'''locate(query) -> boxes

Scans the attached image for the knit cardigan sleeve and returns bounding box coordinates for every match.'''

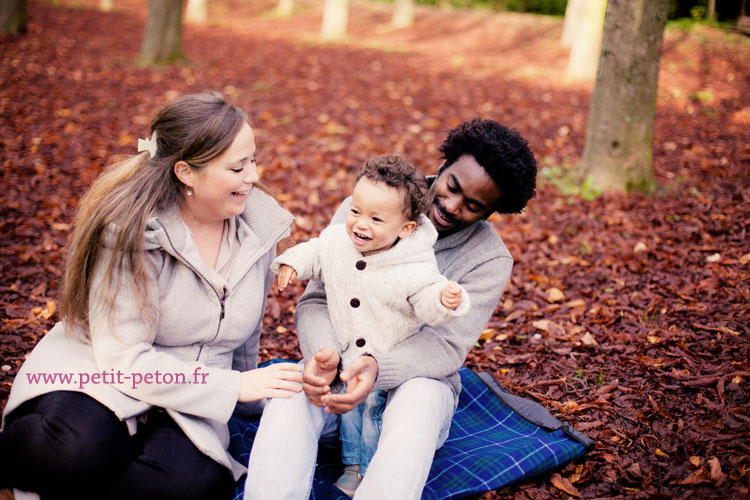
[294,202,351,358]
[408,277,470,327]
[271,234,327,283]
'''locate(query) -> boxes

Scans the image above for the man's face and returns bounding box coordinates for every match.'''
[427,154,502,237]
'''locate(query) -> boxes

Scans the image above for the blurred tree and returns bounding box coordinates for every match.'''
[564,0,607,82]
[1,0,27,34]
[561,0,584,47]
[321,0,349,41]
[139,0,185,65]
[707,0,716,19]
[276,0,294,16]
[186,0,208,23]
[101,0,114,12]
[392,0,415,28]
[579,0,670,193]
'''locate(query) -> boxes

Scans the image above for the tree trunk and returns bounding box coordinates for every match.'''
[707,0,716,20]
[0,0,27,34]
[139,0,185,65]
[565,0,607,82]
[392,0,415,29]
[320,0,349,41]
[277,0,294,16]
[561,0,584,47]
[185,0,208,23]
[100,0,114,12]
[579,0,670,194]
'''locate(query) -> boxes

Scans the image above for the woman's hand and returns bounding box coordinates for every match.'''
[277,265,297,291]
[321,354,378,414]
[238,363,303,402]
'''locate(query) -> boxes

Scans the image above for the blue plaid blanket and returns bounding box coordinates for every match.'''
[228,367,592,500]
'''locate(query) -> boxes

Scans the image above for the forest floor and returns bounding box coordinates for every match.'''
[1,0,749,498]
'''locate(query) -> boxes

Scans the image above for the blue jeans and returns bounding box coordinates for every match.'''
[244,377,454,500]
[339,389,387,474]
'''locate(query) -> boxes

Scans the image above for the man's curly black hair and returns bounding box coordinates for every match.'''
[438,118,537,214]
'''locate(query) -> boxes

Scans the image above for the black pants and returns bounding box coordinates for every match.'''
[0,391,235,499]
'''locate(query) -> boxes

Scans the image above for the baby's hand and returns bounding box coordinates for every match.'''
[441,281,462,310]
[277,265,297,291]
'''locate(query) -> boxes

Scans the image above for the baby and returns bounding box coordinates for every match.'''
[273,154,470,496]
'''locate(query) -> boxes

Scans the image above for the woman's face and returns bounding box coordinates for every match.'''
[180,122,259,223]
[427,154,502,236]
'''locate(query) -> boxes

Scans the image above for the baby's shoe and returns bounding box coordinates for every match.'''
[334,464,362,497]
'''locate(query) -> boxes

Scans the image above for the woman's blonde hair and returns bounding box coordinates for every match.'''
[60,93,247,333]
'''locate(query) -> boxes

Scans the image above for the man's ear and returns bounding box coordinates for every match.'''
[398,220,417,238]
[173,161,194,188]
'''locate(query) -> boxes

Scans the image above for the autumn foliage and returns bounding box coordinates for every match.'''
[1,1,748,498]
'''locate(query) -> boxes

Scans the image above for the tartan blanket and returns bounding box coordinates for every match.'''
[228,367,593,500]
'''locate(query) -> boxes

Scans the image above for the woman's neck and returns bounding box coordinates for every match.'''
[180,204,226,269]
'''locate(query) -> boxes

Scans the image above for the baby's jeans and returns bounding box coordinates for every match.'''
[339,389,387,474]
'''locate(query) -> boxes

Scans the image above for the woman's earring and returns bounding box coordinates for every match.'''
[186,187,193,196]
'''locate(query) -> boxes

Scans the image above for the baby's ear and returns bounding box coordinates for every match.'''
[398,220,417,238]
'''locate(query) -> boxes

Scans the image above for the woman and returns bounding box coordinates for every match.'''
[0,93,303,499]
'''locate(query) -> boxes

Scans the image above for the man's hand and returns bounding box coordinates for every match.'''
[277,264,297,291]
[302,348,340,407]
[321,354,378,415]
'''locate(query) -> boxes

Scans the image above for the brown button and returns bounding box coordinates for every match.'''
[356,260,366,270]
[356,338,366,347]
[350,298,360,308]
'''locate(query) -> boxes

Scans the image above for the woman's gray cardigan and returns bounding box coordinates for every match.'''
[2,190,293,480]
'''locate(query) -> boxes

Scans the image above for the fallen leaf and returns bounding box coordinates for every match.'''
[479,328,495,341]
[546,287,565,303]
[39,301,56,319]
[504,309,525,322]
[689,456,702,467]
[563,299,586,308]
[532,319,553,331]
[708,457,727,484]
[550,473,581,497]
[706,253,721,263]
[581,331,598,346]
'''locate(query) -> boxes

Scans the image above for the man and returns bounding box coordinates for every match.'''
[244,118,537,499]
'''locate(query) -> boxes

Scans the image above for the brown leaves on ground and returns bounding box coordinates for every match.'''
[1,1,749,498]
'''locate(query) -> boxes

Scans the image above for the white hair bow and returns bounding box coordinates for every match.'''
[137,131,158,158]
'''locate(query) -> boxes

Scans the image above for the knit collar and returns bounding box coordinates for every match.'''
[146,189,293,259]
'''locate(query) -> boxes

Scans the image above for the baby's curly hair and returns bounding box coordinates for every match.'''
[439,119,537,214]
[357,154,428,223]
